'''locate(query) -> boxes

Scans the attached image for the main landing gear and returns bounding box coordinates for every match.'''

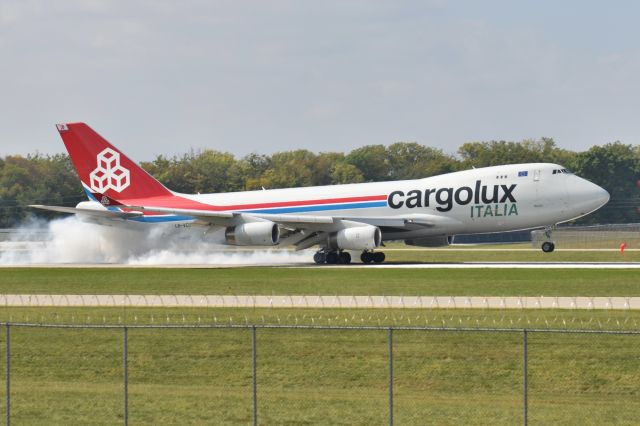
[541,226,556,253]
[313,250,386,264]
[361,250,385,264]
[313,250,352,264]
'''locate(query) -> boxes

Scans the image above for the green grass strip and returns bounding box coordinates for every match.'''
[1,267,640,296]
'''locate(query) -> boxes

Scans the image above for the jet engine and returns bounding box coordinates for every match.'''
[225,222,280,246]
[328,225,382,250]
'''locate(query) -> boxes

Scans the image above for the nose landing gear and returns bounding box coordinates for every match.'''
[541,226,556,253]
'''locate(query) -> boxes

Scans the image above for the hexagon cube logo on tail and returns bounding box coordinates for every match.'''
[89,148,130,193]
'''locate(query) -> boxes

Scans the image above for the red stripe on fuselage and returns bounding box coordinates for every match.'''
[120,194,388,212]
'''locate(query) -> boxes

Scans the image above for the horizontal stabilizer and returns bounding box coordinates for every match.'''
[126,205,234,219]
[29,205,143,219]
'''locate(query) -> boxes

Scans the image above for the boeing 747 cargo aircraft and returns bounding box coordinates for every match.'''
[31,123,610,264]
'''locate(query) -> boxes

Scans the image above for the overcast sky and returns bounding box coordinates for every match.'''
[1,1,639,161]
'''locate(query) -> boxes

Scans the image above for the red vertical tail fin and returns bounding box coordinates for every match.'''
[57,123,172,201]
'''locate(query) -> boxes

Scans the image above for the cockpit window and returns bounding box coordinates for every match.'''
[552,168,572,175]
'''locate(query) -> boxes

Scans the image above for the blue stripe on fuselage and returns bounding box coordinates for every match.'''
[83,187,97,201]
[131,215,194,223]
[244,201,388,214]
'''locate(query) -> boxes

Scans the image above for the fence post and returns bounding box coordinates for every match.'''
[252,325,257,426]
[123,326,128,426]
[6,324,10,426]
[388,327,393,426]
[523,329,528,426]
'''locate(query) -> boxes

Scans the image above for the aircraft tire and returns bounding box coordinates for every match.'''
[326,252,339,264]
[339,252,351,264]
[541,242,555,253]
[373,252,386,263]
[361,252,373,263]
[313,252,326,264]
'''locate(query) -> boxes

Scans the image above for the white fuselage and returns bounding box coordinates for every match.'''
[145,162,608,242]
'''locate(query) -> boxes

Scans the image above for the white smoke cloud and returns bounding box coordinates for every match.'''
[0,216,310,265]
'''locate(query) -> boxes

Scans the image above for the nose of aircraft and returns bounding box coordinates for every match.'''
[592,183,610,207]
[569,176,610,216]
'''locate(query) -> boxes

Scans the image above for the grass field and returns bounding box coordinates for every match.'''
[383,247,638,263]
[1,264,640,424]
[0,323,638,424]
[1,266,640,296]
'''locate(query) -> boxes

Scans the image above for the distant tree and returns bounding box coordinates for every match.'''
[330,162,365,184]
[189,150,243,193]
[312,152,345,186]
[0,154,82,227]
[572,142,640,223]
[386,142,458,180]
[141,150,242,193]
[238,153,271,190]
[258,150,317,189]
[345,145,389,182]
[140,155,191,193]
[458,138,574,168]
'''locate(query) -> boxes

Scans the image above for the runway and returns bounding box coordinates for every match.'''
[2,294,640,309]
[1,262,640,268]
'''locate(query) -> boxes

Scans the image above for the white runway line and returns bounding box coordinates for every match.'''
[384,248,640,251]
[1,294,639,309]
[318,262,640,269]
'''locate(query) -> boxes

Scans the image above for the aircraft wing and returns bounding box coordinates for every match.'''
[125,205,454,231]
[29,205,143,220]
[335,214,441,230]
[126,205,334,228]
[32,202,457,234]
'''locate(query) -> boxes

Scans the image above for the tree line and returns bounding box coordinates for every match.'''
[1,138,639,227]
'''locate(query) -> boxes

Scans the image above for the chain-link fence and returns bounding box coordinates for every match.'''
[531,223,640,249]
[0,323,639,425]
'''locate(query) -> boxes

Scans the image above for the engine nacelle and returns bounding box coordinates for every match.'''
[328,225,382,250]
[404,235,453,247]
[225,222,280,246]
